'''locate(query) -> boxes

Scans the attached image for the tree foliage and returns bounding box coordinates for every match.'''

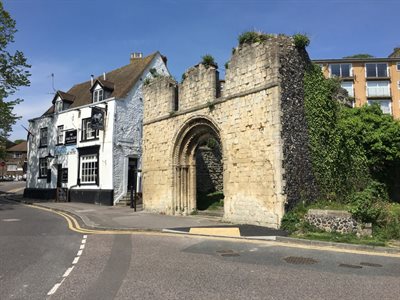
[343,54,375,59]
[304,64,400,204]
[0,2,30,158]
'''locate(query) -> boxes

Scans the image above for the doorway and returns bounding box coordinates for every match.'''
[127,158,138,192]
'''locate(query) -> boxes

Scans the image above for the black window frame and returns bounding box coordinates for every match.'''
[329,63,351,78]
[39,127,48,148]
[81,118,99,142]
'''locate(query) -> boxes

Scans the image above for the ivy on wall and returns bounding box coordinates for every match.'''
[303,64,370,202]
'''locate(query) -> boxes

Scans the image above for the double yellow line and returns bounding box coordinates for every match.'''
[31,204,140,235]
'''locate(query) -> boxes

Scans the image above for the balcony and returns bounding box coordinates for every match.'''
[366,86,391,97]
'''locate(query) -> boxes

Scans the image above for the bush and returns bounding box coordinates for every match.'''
[201,54,217,68]
[280,204,307,233]
[293,33,310,48]
[238,31,273,45]
[349,181,388,223]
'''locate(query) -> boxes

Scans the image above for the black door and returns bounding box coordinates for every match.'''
[127,158,137,191]
[57,164,62,188]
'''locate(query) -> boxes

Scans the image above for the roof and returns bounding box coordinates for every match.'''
[313,57,400,64]
[52,91,76,104]
[43,52,159,116]
[7,141,27,152]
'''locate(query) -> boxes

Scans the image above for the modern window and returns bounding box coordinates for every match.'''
[397,63,400,71]
[341,82,354,97]
[329,63,352,77]
[57,125,64,145]
[80,154,98,184]
[93,89,104,102]
[366,81,390,97]
[56,100,63,112]
[39,158,48,178]
[367,99,392,114]
[81,118,99,141]
[39,127,48,147]
[366,63,388,78]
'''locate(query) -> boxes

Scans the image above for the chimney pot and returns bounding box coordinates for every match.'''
[103,72,106,80]
[90,75,94,86]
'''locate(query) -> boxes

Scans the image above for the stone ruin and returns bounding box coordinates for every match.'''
[142,35,318,228]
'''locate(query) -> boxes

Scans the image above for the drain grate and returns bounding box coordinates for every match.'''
[217,249,240,257]
[283,256,318,265]
[360,262,383,268]
[339,263,362,269]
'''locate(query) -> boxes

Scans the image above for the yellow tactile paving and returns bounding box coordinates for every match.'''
[189,227,241,237]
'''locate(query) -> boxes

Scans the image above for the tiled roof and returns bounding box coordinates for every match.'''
[43,52,158,116]
[7,141,27,152]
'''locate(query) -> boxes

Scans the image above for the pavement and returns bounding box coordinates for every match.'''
[3,193,400,255]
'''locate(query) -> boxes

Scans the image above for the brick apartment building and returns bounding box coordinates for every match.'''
[313,48,400,118]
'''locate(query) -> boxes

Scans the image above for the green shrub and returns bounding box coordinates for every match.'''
[280,204,308,233]
[201,54,217,68]
[349,181,388,223]
[293,33,310,48]
[238,31,273,45]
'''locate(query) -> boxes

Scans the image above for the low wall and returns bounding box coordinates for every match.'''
[305,209,372,236]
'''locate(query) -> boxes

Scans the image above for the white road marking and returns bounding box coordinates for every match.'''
[80,244,85,250]
[2,219,21,222]
[77,250,83,256]
[83,235,87,238]
[72,256,80,264]
[62,266,74,278]
[47,279,65,296]
[82,239,86,244]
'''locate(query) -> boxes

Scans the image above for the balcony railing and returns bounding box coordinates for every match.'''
[366,86,391,97]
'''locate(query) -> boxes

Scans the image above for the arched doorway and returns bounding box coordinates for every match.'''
[172,117,223,215]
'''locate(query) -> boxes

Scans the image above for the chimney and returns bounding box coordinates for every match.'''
[389,47,400,58]
[103,72,106,80]
[90,75,94,86]
[130,52,143,63]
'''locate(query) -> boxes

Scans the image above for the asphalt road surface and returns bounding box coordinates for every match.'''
[1,180,400,300]
[54,234,400,300]
[0,196,83,299]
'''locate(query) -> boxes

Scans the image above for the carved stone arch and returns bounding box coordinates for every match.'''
[172,116,223,214]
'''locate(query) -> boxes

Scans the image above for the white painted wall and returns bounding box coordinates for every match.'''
[112,53,170,203]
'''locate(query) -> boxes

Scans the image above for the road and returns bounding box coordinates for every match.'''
[0,181,83,299]
[1,181,400,299]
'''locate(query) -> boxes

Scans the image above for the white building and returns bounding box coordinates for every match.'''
[24,52,169,205]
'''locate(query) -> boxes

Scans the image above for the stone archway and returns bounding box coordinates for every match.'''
[172,117,223,215]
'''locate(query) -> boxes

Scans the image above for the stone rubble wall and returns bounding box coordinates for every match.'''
[196,145,223,193]
[305,209,358,234]
[142,36,315,228]
[305,209,372,236]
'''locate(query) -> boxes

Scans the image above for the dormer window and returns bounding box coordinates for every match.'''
[56,100,63,112]
[93,89,104,102]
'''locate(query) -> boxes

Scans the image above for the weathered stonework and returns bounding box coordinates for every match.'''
[142,36,317,228]
[196,145,223,193]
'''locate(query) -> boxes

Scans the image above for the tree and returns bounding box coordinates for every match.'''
[0,2,30,159]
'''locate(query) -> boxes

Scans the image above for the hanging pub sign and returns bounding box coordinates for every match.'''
[65,130,77,145]
[91,107,105,130]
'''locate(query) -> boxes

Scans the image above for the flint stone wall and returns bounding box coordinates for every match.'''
[196,146,223,193]
[305,209,358,234]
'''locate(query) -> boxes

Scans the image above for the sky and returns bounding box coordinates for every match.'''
[3,0,400,141]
